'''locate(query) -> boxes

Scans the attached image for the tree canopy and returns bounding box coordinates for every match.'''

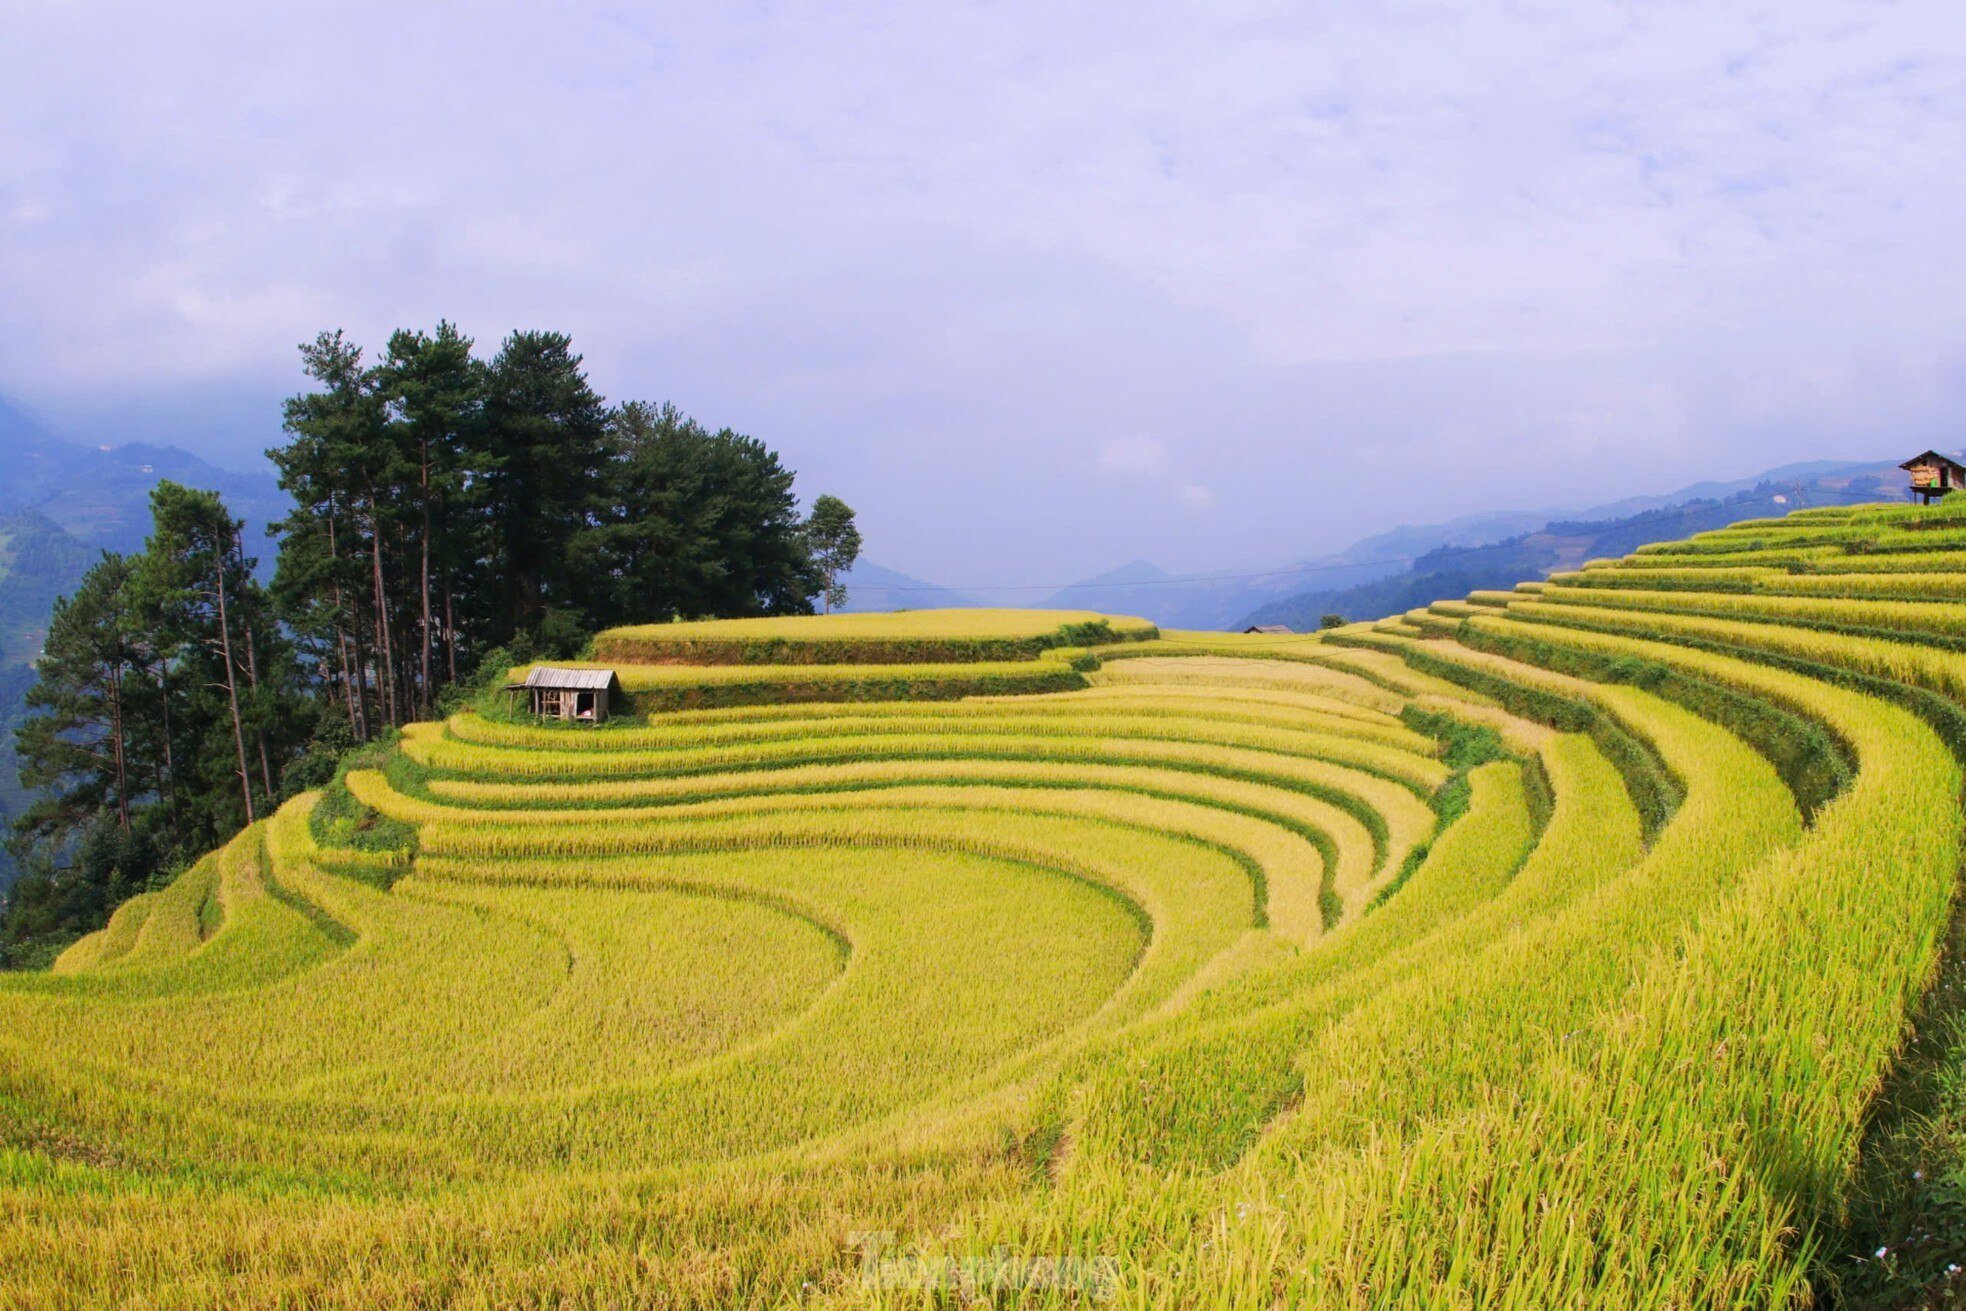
[5,484,305,965]
[6,323,859,965]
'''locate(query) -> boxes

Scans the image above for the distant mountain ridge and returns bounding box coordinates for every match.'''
[835,560,982,612]
[998,456,1907,629]
[833,456,1911,630]
[1031,512,1567,630]
[0,511,102,892]
[0,397,286,558]
[0,399,290,895]
[1243,466,1905,631]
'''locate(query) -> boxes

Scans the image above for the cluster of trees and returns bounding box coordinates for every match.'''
[3,325,858,964]
[276,325,854,738]
[3,486,304,961]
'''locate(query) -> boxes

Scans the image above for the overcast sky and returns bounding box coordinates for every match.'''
[5,2,1964,586]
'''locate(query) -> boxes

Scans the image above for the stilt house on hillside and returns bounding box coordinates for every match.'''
[507,667,621,724]
[1903,450,1966,505]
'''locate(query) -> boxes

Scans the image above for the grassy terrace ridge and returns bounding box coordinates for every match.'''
[14,512,1966,1308]
[507,650,1096,711]
[591,605,1159,664]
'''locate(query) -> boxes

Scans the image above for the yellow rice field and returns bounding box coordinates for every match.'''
[8,500,1966,1307]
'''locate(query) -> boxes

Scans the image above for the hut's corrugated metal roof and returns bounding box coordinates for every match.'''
[1902,450,1966,471]
[523,667,619,690]
[1243,624,1293,635]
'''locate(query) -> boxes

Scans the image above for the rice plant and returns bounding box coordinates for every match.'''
[8,544,1966,1310]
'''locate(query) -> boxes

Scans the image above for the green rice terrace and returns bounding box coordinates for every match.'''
[10,504,1966,1308]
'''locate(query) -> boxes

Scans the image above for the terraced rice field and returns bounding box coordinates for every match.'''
[4,537,1965,1309]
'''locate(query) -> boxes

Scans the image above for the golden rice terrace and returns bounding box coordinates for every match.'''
[9,502,1966,1308]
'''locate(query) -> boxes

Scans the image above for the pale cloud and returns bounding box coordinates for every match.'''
[0,3,1961,582]
[1097,437,1172,478]
[1097,437,1214,514]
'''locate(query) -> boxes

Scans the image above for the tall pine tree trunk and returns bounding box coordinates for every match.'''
[395,518,415,718]
[236,529,277,799]
[155,658,181,845]
[107,660,130,833]
[212,562,255,825]
[327,503,367,741]
[351,628,375,741]
[366,495,399,727]
[445,584,458,684]
[335,625,361,739]
[419,445,434,719]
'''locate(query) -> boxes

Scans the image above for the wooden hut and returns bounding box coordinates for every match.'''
[1902,450,1966,504]
[1242,624,1293,635]
[508,667,621,724]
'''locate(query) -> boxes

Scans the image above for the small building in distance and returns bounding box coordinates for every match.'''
[508,666,621,724]
[1902,450,1966,504]
[1242,624,1293,635]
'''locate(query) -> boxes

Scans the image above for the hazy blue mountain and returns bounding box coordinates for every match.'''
[1033,559,1252,629]
[0,397,286,560]
[835,560,982,612]
[0,397,291,894]
[1242,469,1902,630]
[1015,505,1599,629]
[1023,457,1911,631]
[0,511,99,892]
[1017,516,1566,630]
[1558,458,1892,524]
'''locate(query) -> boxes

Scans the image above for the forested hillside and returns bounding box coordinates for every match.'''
[0,325,856,966]
[0,400,287,897]
[0,398,286,557]
[0,512,97,892]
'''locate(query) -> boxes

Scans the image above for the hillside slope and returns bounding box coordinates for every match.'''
[0,512,97,891]
[0,397,286,556]
[1244,473,1899,630]
[0,401,288,894]
[1011,457,1903,630]
[7,519,1966,1308]
[833,558,982,612]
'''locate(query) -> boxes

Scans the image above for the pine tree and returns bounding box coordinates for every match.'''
[576,401,818,626]
[137,483,301,833]
[803,495,862,613]
[11,553,143,852]
[478,331,609,643]
[377,322,481,717]
[11,320,844,966]
[273,331,386,736]
[8,486,306,960]
[139,485,260,821]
